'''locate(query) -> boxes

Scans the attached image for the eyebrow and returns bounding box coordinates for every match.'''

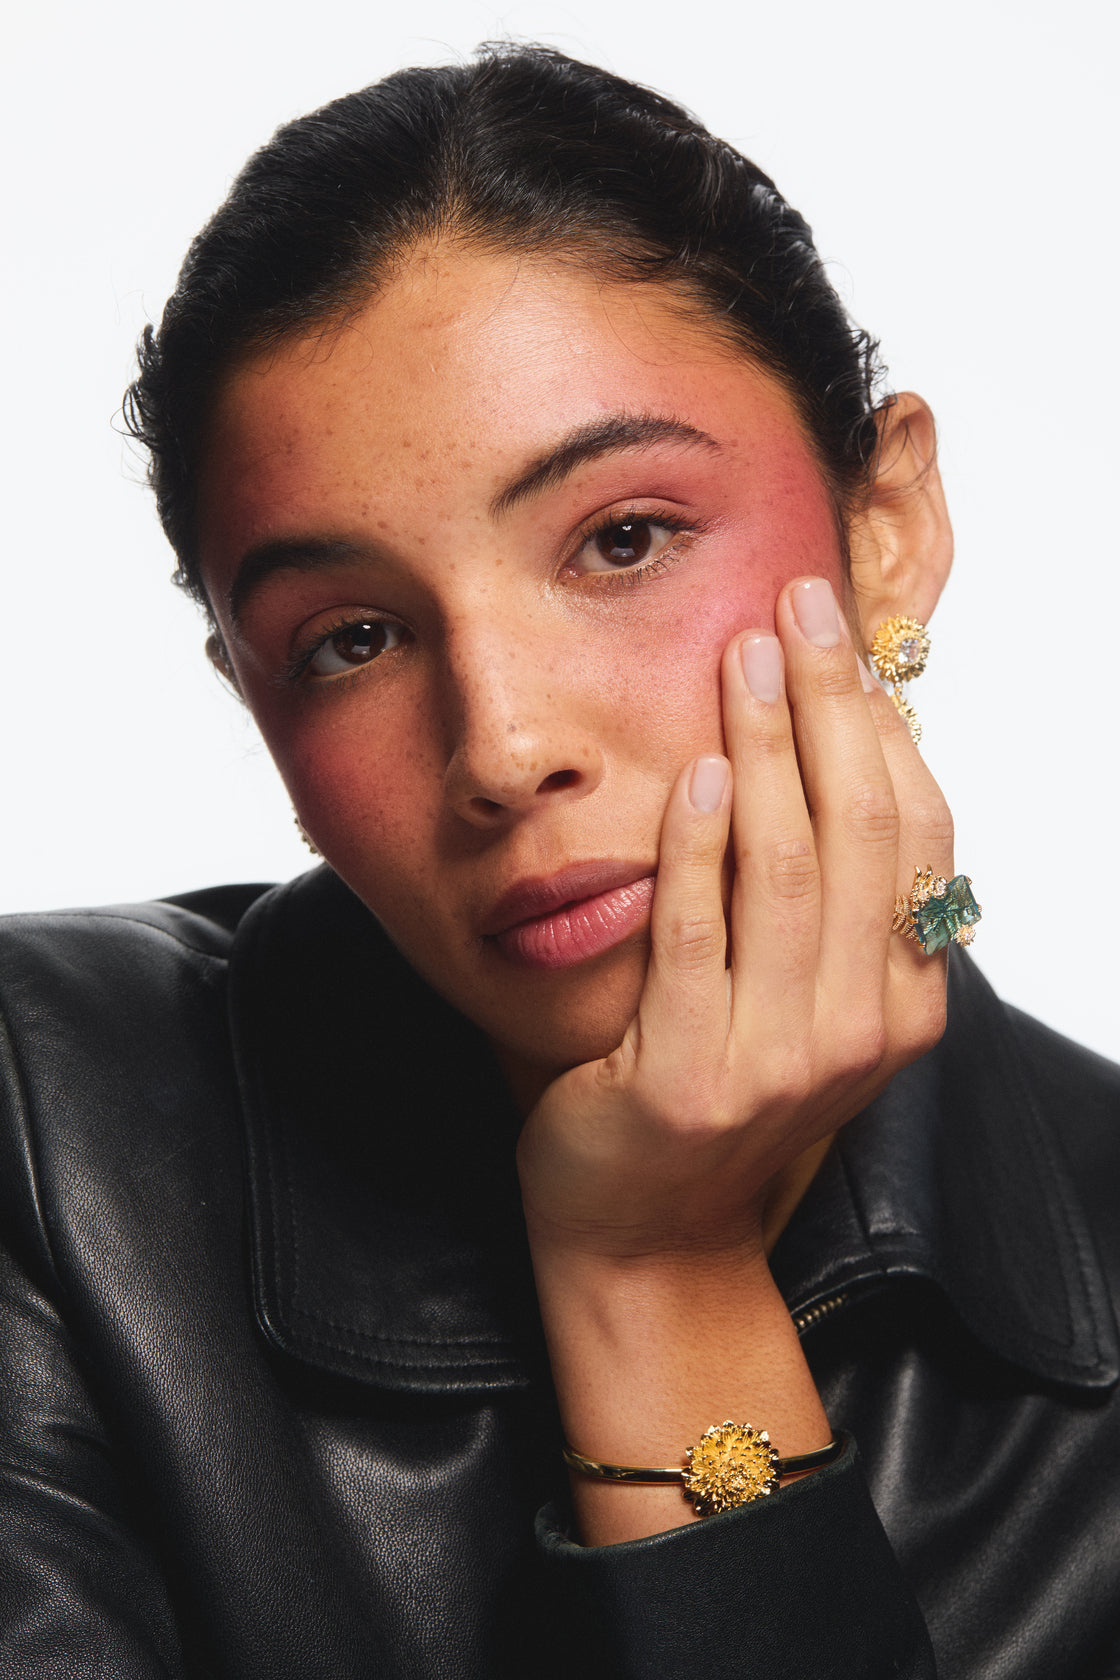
[226,413,721,629]
[488,413,721,517]
[228,537,368,632]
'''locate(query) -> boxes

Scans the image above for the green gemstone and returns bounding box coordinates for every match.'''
[913,875,981,953]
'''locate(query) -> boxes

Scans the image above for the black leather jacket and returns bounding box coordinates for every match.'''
[1,867,1117,1679]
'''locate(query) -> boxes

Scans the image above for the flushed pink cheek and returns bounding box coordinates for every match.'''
[606,493,842,742]
[275,715,448,910]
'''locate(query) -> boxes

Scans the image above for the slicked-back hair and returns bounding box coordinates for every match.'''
[123,45,885,605]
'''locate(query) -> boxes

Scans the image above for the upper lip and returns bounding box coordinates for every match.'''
[478,859,656,938]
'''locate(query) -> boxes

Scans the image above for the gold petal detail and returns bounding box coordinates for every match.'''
[681,1422,780,1516]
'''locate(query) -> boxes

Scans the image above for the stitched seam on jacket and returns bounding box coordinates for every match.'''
[286,1301,514,1349]
[282,1317,522,1367]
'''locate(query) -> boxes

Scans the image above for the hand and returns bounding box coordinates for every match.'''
[516,574,954,1265]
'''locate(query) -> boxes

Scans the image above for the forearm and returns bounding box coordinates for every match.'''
[530,1239,830,1545]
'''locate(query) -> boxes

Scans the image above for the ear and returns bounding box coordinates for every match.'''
[846,392,953,651]
[205,630,244,700]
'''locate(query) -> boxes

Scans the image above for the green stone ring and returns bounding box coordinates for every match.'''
[893,867,982,953]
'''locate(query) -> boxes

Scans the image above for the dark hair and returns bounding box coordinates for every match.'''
[124,44,886,608]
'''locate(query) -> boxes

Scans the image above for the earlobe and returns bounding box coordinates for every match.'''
[847,391,953,649]
[205,631,243,699]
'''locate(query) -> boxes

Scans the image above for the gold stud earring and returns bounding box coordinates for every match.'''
[293,816,321,856]
[869,616,930,745]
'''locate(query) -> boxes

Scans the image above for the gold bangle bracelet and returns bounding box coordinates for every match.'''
[562,1424,844,1515]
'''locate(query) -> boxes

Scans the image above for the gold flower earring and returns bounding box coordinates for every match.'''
[293,816,321,856]
[869,616,930,744]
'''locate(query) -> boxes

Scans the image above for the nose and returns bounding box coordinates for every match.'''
[440,635,605,828]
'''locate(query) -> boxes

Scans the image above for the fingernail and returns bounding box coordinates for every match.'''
[741,635,782,703]
[792,578,840,647]
[689,756,729,813]
[858,657,879,694]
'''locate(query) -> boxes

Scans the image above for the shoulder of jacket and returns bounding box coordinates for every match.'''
[0,880,274,970]
[947,950,1120,1125]
[0,883,274,1285]
[1003,1000,1120,1116]
[1003,999,1120,1288]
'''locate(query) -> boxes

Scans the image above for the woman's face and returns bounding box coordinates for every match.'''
[198,244,844,1079]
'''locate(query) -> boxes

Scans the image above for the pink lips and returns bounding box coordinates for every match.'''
[481,862,657,970]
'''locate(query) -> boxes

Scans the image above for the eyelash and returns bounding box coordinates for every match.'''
[568,506,704,590]
[283,506,706,687]
[281,614,400,688]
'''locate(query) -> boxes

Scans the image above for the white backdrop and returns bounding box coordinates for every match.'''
[3,0,1117,1059]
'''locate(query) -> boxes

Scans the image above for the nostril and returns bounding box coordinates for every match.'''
[538,769,579,794]
[449,748,598,827]
[470,795,505,818]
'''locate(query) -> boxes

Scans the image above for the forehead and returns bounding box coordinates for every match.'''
[197,244,817,579]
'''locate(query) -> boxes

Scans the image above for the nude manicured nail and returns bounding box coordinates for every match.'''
[689,756,729,813]
[792,578,840,647]
[741,635,782,703]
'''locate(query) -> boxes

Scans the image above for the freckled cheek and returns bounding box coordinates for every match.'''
[267,707,443,882]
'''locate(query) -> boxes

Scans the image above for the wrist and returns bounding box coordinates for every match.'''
[523,1208,769,1276]
[531,1239,829,1459]
[527,1233,775,1336]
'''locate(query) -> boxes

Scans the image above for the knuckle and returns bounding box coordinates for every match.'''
[872,697,913,741]
[899,985,948,1060]
[844,782,900,847]
[812,659,862,702]
[636,1062,735,1138]
[906,798,955,855]
[667,829,727,878]
[671,1091,736,1138]
[846,1020,888,1081]
[664,912,726,971]
[819,1010,886,1085]
[753,1049,813,1114]
[743,722,794,762]
[759,839,820,902]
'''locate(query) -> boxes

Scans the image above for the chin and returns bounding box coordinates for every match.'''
[452,944,647,1080]
[492,1011,634,1080]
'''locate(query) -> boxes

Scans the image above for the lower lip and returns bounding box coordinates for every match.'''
[493,876,656,970]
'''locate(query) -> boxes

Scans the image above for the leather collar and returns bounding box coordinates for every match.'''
[770,953,1120,1390]
[229,868,1118,1396]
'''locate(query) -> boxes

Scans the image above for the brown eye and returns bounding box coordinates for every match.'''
[571,515,688,581]
[594,520,653,566]
[306,619,405,678]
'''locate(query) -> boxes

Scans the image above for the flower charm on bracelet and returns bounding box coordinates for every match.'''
[893,866,982,953]
[682,1421,781,1515]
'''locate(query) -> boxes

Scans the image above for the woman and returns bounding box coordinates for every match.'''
[1,44,1116,1680]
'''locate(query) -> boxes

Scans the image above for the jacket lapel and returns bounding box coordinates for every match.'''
[773,951,1119,1390]
[228,867,543,1394]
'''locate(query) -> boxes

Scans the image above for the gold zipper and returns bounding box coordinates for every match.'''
[792,1291,849,1334]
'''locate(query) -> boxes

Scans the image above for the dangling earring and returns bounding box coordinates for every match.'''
[869,616,930,745]
[293,815,321,856]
